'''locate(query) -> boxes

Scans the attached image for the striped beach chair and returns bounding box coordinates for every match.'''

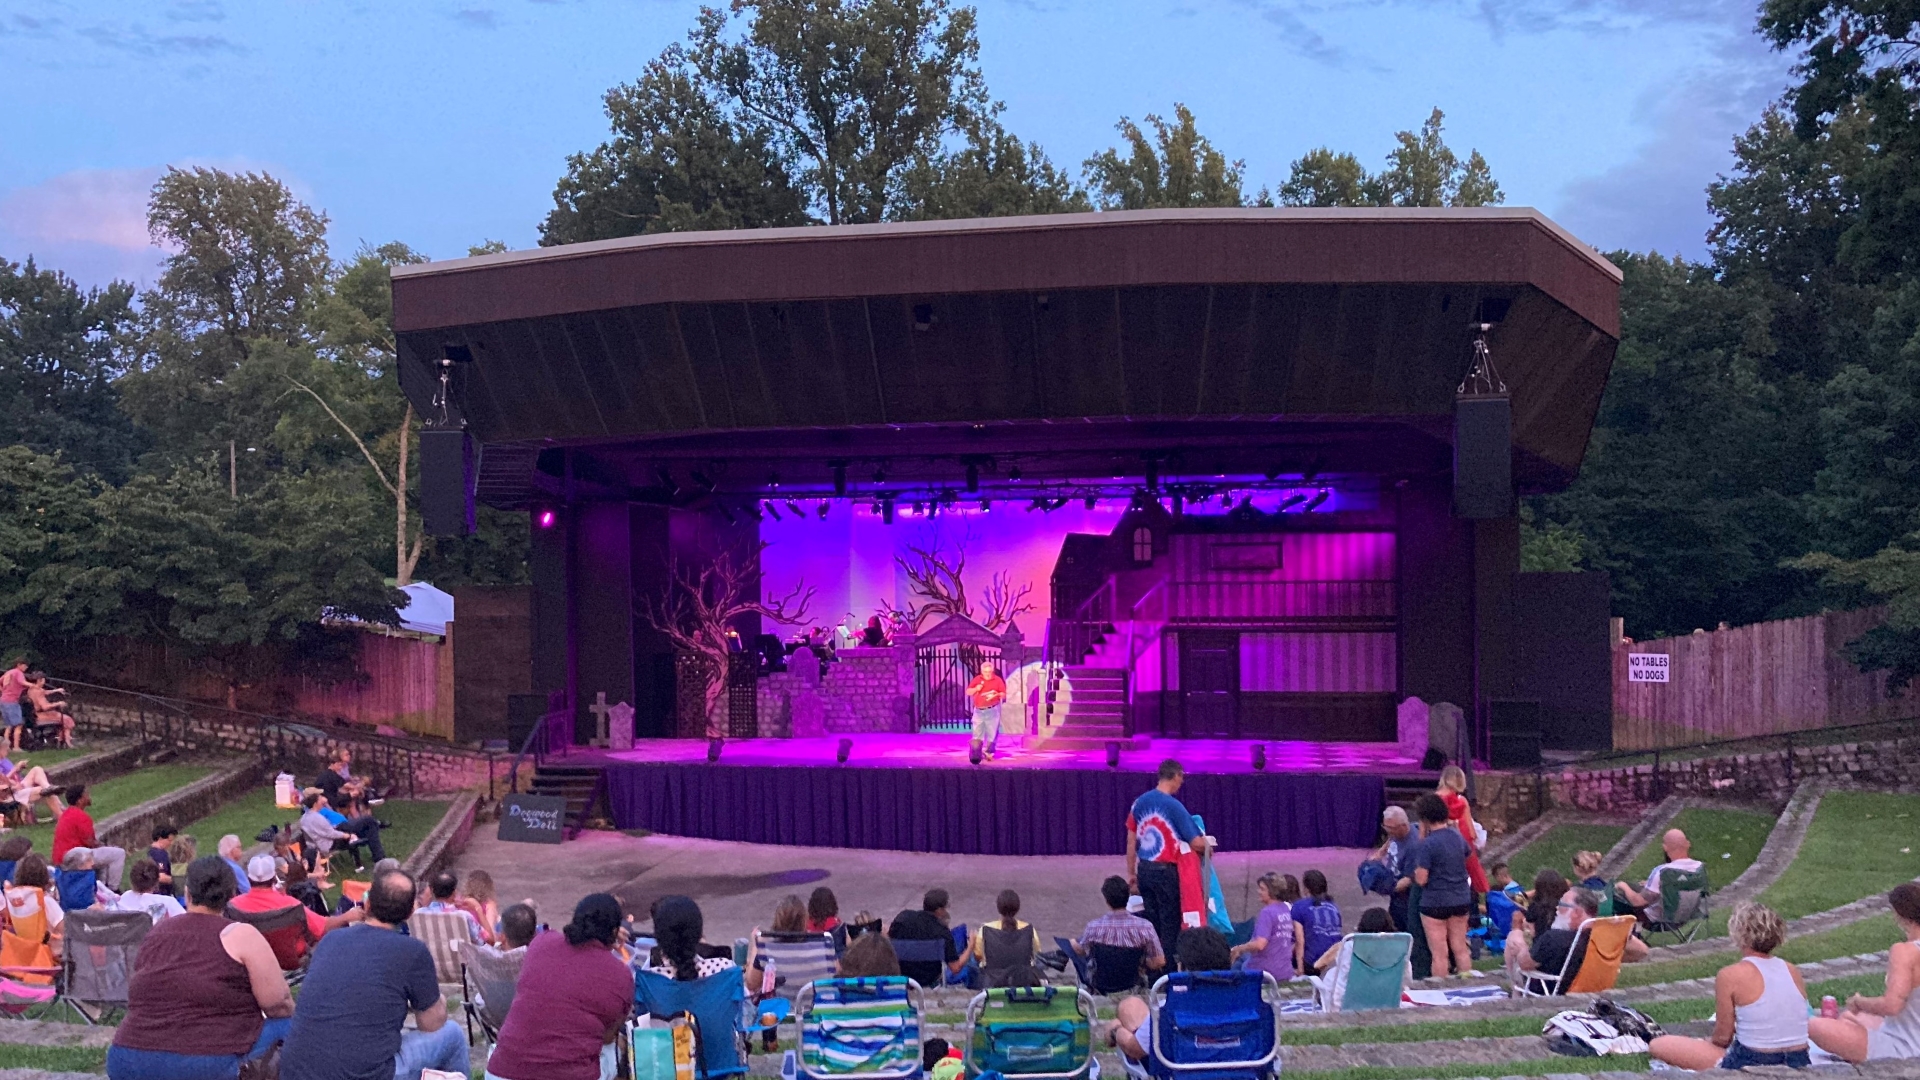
[797,976,925,1080]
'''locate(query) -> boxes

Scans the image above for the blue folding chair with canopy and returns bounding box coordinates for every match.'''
[1145,970,1281,1080]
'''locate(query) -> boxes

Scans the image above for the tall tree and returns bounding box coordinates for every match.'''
[1083,104,1247,210]
[1274,108,1503,208]
[895,116,1089,219]
[688,0,992,226]
[0,259,144,480]
[543,53,811,244]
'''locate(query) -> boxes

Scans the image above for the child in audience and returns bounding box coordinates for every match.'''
[1293,870,1345,972]
[1489,861,1523,899]
[1572,851,1607,892]
[1230,873,1301,982]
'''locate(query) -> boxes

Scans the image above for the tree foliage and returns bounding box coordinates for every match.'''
[1083,104,1247,210]
[1276,109,1503,208]
[0,260,144,480]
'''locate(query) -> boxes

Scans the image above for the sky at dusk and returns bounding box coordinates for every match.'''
[1,0,1795,289]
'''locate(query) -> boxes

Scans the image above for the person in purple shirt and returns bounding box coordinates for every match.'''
[485,893,634,1080]
[1291,870,1345,971]
[1230,873,1301,981]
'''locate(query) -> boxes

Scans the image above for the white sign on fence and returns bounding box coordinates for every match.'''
[1628,653,1670,683]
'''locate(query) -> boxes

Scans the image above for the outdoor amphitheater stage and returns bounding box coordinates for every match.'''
[574,735,1417,857]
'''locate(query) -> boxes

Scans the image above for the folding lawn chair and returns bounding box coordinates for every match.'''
[226,901,317,984]
[892,938,949,989]
[1516,916,1636,997]
[962,984,1095,1080]
[1053,937,1093,989]
[1642,869,1711,944]
[755,930,839,999]
[408,908,473,986]
[56,909,150,1023]
[636,966,754,1079]
[53,869,97,912]
[1146,970,1281,1080]
[1087,943,1147,997]
[796,976,924,1080]
[1308,933,1410,1013]
[456,939,525,1048]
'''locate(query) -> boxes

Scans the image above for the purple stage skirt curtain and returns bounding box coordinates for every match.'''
[604,763,1385,855]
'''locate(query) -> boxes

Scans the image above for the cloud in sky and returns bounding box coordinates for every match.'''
[453,8,502,28]
[0,168,166,287]
[76,22,242,56]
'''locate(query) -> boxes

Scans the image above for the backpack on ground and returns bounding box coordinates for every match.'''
[1541,1010,1650,1057]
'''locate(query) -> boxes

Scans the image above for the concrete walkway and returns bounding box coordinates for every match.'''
[451,829,1375,942]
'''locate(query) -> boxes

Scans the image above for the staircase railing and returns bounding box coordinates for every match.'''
[505,706,568,796]
[1047,578,1118,671]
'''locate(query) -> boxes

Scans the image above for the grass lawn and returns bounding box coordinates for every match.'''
[1620,807,1774,891]
[1504,823,1628,887]
[1614,911,1904,987]
[1755,791,1920,919]
[175,785,449,901]
[0,1043,106,1071]
[1284,1057,1648,1080]
[13,744,94,771]
[5,763,210,858]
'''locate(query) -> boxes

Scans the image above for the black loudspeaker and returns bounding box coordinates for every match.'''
[1453,395,1513,519]
[1487,699,1543,768]
[420,429,477,536]
[505,693,549,751]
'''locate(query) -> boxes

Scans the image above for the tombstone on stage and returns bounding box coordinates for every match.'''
[1397,696,1430,760]
[609,700,635,752]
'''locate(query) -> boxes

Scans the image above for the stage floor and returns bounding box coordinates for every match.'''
[569,733,1426,775]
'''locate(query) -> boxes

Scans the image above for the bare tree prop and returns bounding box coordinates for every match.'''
[978,570,1035,631]
[888,539,1034,633]
[635,543,813,737]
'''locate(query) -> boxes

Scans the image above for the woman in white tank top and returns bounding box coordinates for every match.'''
[1810,883,1920,1063]
[1651,903,1810,1070]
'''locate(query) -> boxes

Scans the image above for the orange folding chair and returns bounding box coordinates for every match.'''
[1564,916,1638,994]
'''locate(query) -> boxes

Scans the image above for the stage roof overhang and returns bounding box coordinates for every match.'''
[390,208,1621,508]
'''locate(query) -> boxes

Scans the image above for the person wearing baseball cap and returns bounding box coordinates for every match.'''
[228,853,362,970]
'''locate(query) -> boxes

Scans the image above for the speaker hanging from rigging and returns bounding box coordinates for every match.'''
[1454,301,1514,519]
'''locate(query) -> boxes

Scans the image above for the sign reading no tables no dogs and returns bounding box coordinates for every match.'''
[1628,653,1670,684]
[498,794,567,844]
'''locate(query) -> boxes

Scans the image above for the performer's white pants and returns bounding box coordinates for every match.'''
[971,705,1002,752]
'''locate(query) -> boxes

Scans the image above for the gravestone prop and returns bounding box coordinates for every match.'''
[497,794,567,844]
[608,701,635,752]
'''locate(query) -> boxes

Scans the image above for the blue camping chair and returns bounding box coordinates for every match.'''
[636,967,754,1079]
[1146,971,1280,1080]
[53,868,96,912]
[796,976,925,1080]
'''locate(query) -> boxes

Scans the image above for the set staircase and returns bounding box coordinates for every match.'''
[529,763,608,837]
[1036,665,1146,751]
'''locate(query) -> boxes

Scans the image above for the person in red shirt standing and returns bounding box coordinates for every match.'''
[52,785,126,891]
[0,658,28,752]
[964,660,1008,763]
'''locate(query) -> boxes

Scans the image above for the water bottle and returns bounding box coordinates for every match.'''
[781,1050,798,1080]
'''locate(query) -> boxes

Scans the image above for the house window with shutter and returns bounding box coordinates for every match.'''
[1132,527,1153,564]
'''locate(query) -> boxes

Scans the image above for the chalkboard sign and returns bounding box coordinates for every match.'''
[497,794,568,844]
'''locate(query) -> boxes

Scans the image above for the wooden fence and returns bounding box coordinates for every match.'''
[1613,607,1900,750]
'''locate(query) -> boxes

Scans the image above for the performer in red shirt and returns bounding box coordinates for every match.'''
[964,661,1008,763]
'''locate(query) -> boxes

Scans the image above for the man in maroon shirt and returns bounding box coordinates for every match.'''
[52,785,126,890]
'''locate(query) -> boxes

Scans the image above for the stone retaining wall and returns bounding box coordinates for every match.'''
[43,742,142,789]
[73,700,499,798]
[402,790,482,882]
[95,758,261,854]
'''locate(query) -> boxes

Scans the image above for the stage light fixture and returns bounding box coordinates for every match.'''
[785,499,804,517]
[940,489,958,507]
[880,498,896,525]
[979,498,992,512]
[1278,492,1308,511]
[1007,465,1022,482]
[1144,457,1160,493]
[690,469,716,493]
[837,737,853,764]
[1026,499,1044,512]
[747,502,765,522]
[872,464,889,484]
[767,471,781,489]
[912,501,925,517]
[764,500,783,522]
[1304,489,1331,511]
[655,465,678,493]
[969,741,982,765]
[1083,494,1098,510]
[965,462,980,493]
[1105,741,1121,769]
[1263,467,1281,481]
[707,737,724,763]
[536,509,556,529]
[816,501,829,520]
[1251,743,1267,771]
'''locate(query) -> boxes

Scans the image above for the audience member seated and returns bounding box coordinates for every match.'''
[145,826,176,897]
[484,893,634,1080]
[420,870,487,944]
[106,856,294,1080]
[973,888,1044,988]
[1294,870,1344,973]
[4,854,61,959]
[314,748,380,818]
[1076,875,1167,979]
[215,835,251,896]
[56,848,113,910]
[460,868,500,938]
[1110,927,1234,1075]
[51,785,126,891]
[808,886,849,953]
[923,1038,964,1080]
[644,895,748,992]
[1649,902,1810,1069]
[1503,869,1569,984]
[888,888,971,989]
[282,860,329,917]
[837,931,903,978]
[464,902,539,1031]
[0,757,60,822]
[0,835,30,888]
[280,869,470,1080]
[500,902,537,951]
[1613,829,1703,918]
[113,859,184,923]
[1489,861,1523,900]
[25,673,72,748]
[1511,886,1646,987]
[299,791,384,871]
[1309,907,1397,978]
[844,909,885,942]
[168,835,198,901]
[1230,872,1301,982]
[229,854,361,970]
[1572,850,1607,892]
[1809,883,1920,1063]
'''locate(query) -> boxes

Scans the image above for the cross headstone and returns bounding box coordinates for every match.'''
[608,700,635,751]
[587,692,612,748]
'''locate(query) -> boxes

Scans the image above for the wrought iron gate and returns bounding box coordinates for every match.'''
[727,652,759,738]
[913,641,1002,733]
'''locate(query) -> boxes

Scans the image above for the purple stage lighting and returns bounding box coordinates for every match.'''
[537,509,556,528]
